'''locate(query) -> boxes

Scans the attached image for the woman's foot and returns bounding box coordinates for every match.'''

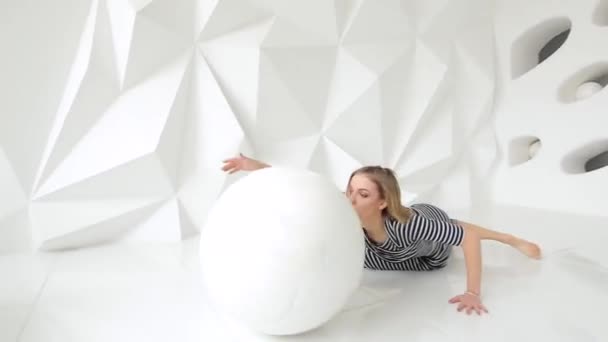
[512,237,542,259]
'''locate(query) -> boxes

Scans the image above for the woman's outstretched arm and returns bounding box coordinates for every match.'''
[449,226,487,315]
[451,220,541,314]
[391,213,488,315]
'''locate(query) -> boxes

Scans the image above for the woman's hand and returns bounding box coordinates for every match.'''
[221,153,269,174]
[448,292,488,315]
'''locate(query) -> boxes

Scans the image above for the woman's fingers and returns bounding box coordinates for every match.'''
[223,153,247,164]
[449,293,489,315]
[448,295,461,304]
[222,160,242,172]
[463,304,489,315]
[474,304,487,315]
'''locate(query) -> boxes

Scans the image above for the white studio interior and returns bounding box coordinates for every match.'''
[1,0,607,341]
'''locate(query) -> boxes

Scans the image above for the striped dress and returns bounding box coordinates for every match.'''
[363,203,465,271]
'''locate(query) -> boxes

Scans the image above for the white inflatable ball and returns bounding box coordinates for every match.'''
[200,167,365,336]
[575,81,603,100]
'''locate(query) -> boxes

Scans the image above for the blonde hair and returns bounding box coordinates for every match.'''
[347,166,412,223]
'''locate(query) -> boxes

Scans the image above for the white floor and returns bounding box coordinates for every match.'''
[2,205,608,342]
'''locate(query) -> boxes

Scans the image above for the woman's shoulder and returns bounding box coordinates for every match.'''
[409,202,452,221]
[410,202,441,210]
[384,211,414,227]
[384,203,447,228]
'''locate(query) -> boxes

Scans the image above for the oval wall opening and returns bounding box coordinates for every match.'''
[511,17,571,79]
[509,136,542,167]
[558,62,608,103]
[593,0,608,26]
[562,140,608,174]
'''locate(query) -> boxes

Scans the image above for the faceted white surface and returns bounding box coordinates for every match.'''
[4,205,607,342]
[0,0,497,252]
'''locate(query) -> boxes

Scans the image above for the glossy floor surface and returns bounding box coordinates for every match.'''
[3,205,608,342]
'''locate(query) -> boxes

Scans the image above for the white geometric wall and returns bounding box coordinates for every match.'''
[492,0,608,218]
[1,0,497,253]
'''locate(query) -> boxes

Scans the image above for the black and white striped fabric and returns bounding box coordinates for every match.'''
[363,203,465,271]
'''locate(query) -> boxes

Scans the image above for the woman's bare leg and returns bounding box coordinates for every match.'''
[456,220,542,259]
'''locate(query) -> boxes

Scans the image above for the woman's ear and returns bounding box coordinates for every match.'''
[379,201,387,210]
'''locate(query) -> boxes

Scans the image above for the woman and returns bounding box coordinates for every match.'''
[221,153,541,316]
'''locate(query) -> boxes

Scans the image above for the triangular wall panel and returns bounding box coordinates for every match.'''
[0,1,501,251]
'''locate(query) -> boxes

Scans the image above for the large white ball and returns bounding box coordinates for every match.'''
[199,167,365,335]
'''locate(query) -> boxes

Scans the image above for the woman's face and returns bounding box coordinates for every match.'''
[346,174,386,222]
